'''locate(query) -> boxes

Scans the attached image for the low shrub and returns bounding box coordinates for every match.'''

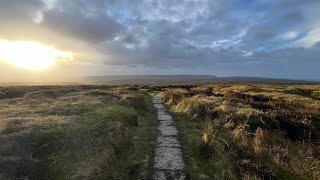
[0,91,6,99]
[125,86,139,91]
[163,91,184,105]
[231,108,279,132]
[283,88,312,97]
[278,119,317,140]
[176,96,214,118]
[252,94,272,102]
[223,91,253,102]
[85,90,110,96]
[24,90,58,99]
[245,87,269,93]
[191,87,213,96]
[311,91,320,100]
[2,90,26,99]
[124,95,146,113]
[250,102,274,111]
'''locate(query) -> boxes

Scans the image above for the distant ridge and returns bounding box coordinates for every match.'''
[0,75,319,86]
[79,75,320,85]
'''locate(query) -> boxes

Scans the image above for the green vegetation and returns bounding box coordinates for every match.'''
[163,84,320,179]
[0,85,156,179]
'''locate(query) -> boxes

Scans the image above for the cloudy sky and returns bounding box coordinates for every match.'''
[0,0,320,79]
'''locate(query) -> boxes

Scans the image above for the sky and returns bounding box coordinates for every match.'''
[0,0,320,80]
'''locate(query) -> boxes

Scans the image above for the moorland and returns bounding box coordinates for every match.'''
[0,85,156,179]
[162,84,320,179]
[0,83,319,179]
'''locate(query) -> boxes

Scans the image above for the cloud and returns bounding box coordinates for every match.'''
[0,0,320,78]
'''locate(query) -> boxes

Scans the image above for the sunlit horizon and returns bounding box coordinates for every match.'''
[0,40,73,70]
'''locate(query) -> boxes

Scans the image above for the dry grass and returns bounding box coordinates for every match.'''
[232,124,249,147]
[253,128,265,155]
[163,84,320,179]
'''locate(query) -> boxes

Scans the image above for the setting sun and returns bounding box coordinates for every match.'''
[0,40,72,69]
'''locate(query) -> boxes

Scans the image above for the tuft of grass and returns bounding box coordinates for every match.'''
[253,128,265,155]
[200,121,229,159]
[232,124,249,147]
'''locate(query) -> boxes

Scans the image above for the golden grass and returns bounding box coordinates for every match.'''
[253,127,265,155]
[164,84,320,179]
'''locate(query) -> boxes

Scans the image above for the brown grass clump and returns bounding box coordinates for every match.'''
[175,95,222,118]
[269,143,289,166]
[202,121,214,145]
[163,90,186,105]
[200,121,229,160]
[253,128,265,155]
[232,124,249,147]
[176,97,209,117]
[243,173,262,180]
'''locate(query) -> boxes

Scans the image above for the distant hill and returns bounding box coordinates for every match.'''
[79,75,217,85]
[79,75,320,85]
[0,75,319,86]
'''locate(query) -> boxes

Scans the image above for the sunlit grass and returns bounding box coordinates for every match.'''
[163,84,320,179]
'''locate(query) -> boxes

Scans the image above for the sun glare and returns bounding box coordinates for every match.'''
[0,40,72,69]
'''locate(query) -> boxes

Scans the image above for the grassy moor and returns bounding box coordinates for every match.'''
[162,84,320,179]
[0,84,319,179]
[0,85,156,179]
[1,0,320,179]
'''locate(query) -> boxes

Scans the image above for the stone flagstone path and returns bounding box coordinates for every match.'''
[151,93,186,180]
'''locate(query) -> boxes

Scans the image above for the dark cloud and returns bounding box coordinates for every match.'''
[42,10,122,43]
[0,0,44,19]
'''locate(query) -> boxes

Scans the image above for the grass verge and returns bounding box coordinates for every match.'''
[0,86,157,179]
